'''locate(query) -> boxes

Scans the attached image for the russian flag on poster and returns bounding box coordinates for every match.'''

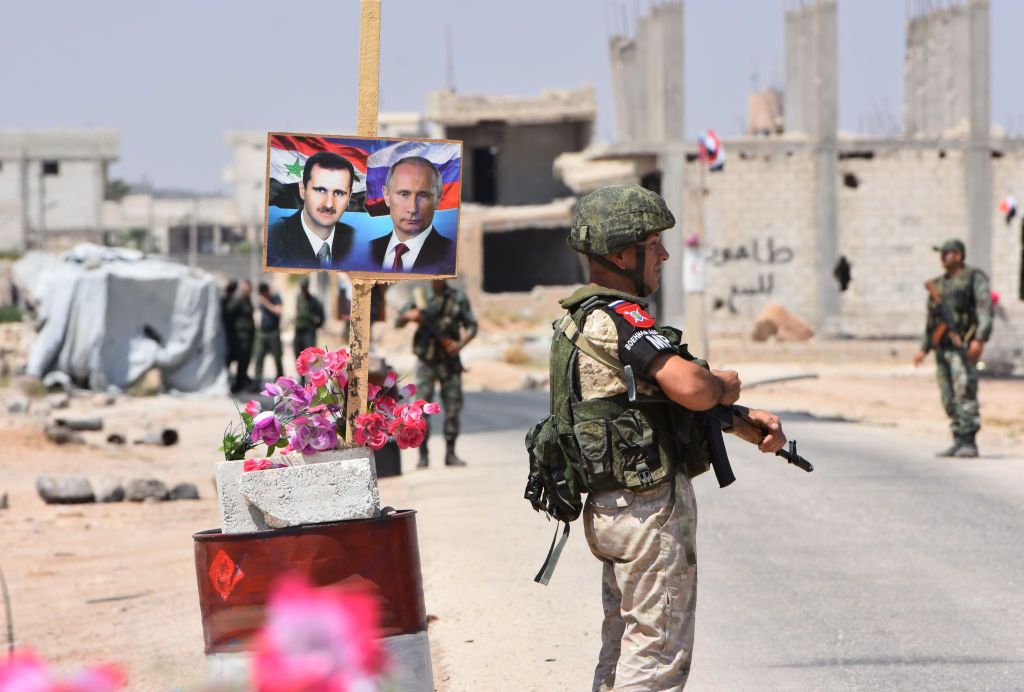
[268,135,373,209]
[698,129,725,172]
[998,195,1017,224]
[363,141,461,216]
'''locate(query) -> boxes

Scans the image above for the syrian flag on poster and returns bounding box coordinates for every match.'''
[267,135,371,210]
[698,129,725,172]
[363,140,462,216]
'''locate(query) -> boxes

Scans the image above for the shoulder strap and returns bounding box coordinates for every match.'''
[557,313,625,373]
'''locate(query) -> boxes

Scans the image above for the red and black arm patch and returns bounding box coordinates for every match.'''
[601,301,676,374]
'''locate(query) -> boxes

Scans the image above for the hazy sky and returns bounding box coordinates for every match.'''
[4,0,1022,192]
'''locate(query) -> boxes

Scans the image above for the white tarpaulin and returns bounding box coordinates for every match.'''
[13,244,227,393]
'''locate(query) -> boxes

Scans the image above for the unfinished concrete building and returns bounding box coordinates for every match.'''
[0,130,119,253]
[565,0,1022,368]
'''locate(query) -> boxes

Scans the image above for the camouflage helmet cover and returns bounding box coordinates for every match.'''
[568,184,675,255]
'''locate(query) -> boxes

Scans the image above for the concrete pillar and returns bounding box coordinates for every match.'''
[607,1,682,144]
[966,0,991,273]
[811,1,839,331]
[659,144,686,330]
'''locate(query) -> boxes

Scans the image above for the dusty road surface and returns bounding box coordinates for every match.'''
[0,361,1020,690]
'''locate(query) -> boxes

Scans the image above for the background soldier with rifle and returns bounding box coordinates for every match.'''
[526,185,805,691]
[397,279,478,468]
[913,238,993,457]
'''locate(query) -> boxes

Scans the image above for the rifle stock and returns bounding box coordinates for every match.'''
[925,280,963,349]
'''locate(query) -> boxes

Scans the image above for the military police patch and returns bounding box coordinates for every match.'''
[613,302,655,328]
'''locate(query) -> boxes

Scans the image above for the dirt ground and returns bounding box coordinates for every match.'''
[0,347,1020,689]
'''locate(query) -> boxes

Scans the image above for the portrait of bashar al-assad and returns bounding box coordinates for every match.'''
[266,151,356,271]
[367,157,456,275]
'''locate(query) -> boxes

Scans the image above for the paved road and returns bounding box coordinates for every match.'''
[380,392,1024,691]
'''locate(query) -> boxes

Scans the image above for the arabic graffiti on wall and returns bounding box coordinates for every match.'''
[708,236,795,314]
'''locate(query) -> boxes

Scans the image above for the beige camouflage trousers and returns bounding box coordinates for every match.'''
[583,473,699,691]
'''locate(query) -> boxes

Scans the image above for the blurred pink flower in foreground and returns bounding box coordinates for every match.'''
[253,575,386,692]
[0,649,124,692]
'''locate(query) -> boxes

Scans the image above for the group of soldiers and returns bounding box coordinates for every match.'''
[217,184,992,690]
[220,278,326,394]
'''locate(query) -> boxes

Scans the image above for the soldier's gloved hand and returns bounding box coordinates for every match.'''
[965,340,983,363]
[746,409,787,453]
[712,369,741,406]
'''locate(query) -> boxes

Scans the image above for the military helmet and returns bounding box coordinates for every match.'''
[568,184,675,255]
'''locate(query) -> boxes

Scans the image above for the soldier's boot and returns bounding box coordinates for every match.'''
[954,432,979,458]
[936,435,964,457]
[444,439,466,467]
[417,446,429,469]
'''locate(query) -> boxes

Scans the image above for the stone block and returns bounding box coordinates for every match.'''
[216,448,379,534]
[36,476,94,504]
[94,477,124,503]
[125,478,170,502]
[170,482,201,500]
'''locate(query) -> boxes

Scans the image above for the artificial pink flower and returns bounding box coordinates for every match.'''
[244,459,277,472]
[353,413,388,451]
[252,575,386,692]
[382,370,397,389]
[250,411,283,447]
[366,384,381,403]
[325,348,350,372]
[0,649,125,691]
[398,383,416,399]
[388,417,427,450]
[422,402,440,415]
[245,400,262,415]
[374,396,397,416]
[296,348,330,387]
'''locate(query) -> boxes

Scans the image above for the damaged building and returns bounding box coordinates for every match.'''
[563,0,1023,369]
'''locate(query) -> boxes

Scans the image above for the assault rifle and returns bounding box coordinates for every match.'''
[413,288,464,374]
[624,365,814,488]
[925,280,963,349]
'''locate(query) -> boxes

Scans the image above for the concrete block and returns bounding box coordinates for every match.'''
[36,476,94,504]
[216,447,379,534]
[125,478,170,502]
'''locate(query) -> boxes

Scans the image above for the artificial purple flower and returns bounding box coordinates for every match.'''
[250,411,283,447]
[288,414,338,456]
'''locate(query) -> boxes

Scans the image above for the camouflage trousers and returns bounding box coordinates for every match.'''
[935,347,980,436]
[416,361,462,441]
[583,472,698,691]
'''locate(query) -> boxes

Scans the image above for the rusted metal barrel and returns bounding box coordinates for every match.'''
[193,510,431,689]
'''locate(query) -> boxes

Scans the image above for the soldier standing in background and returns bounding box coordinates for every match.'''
[396,280,477,468]
[293,277,325,362]
[226,279,255,393]
[221,279,238,369]
[253,282,284,386]
[913,238,993,457]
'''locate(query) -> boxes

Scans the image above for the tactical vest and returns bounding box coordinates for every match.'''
[525,287,711,526]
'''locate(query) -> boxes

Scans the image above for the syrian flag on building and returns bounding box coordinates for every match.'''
[998,195,1017,225]
[363,140,462,216]
[267,135,371,210]
[698,129,725,172]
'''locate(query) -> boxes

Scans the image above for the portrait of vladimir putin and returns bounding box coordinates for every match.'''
[368,156,456,275]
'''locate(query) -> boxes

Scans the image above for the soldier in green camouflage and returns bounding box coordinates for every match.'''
[563,184,787,690]
[396,279,478,468]
[225,279,255,393]
[293,278,325,364]
[913,238,993,457]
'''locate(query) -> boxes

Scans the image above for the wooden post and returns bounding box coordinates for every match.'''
[346,0,382,441]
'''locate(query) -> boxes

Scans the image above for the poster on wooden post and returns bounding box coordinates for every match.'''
[262,133,463,279]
